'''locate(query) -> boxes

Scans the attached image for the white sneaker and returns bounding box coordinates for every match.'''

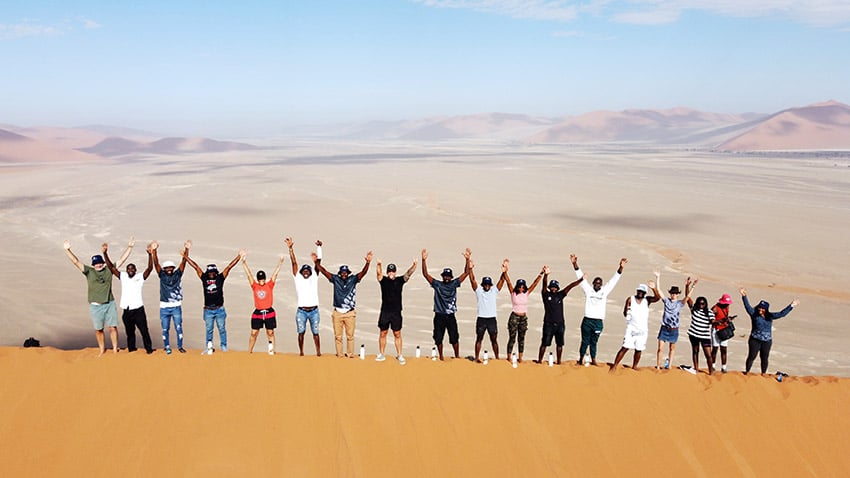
[397,355,406,365]
[375,353,386,362]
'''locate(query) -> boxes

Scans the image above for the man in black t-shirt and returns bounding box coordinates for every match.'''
[184,247,242,354]
[375,259,417,364]
[537,266,584,365]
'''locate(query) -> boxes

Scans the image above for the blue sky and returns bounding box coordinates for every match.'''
[1,0,849,136]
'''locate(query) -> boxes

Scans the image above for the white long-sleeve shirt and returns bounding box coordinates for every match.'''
[575,268,621,320]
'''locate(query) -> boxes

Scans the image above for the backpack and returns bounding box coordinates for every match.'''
[23,337,40,348]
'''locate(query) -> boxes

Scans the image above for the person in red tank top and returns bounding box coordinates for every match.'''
[242,251,285,354]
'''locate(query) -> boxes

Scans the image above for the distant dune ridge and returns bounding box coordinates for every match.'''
[1,100,849,162]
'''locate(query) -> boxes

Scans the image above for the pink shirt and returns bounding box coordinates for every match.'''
[510,292,530,315]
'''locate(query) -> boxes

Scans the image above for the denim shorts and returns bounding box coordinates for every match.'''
[657,325,679,343]
[296,307,320,335]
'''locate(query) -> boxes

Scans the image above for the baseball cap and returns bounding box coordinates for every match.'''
[516,279,527,287]
[636,284,648,293]
[162,260,176,268]
[548,280,560,289]
[669,286,681,294]
[299,264,312,273]
[756,300,770,310]
[257,270,266,280]
[481,276,493,286]
[386,263,397,272]
[91,255,105,265]
[718,294,733,305]
[338,265,351,274]
[206,264,218,273]
[441,268,453,277]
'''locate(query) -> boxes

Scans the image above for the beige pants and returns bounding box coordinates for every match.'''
[332,309,357,357]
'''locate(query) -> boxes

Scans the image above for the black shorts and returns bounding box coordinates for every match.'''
[433,313,459,345]
[251,308,277,330]
[378,310,403,332]
[541,321,566,347]
[475,317,497,340]
[689,334,711,348]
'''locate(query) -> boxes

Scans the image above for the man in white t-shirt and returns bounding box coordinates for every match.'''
[611,280,661,371]
[467,255,507,362]
[286,237,322,356]
[115,243,155,353]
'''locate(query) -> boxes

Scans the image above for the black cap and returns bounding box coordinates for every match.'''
[257,270,266,280]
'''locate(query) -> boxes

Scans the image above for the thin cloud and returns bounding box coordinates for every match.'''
[0,22,62,39]
[414,0,579,21]
[0,17,101,40]
[415,0,850,27]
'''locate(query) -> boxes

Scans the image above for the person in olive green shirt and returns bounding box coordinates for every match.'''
[64,238,133,356]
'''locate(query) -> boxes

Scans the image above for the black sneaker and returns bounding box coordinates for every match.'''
[178,347,186,353]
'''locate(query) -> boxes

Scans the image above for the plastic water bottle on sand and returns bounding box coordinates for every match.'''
[583,354,590,367]
[483,350,489,365]
[548,351,554,367]
[206,341,214,355]
[431,346,437,361]
[415,345,421,358]
[359,344,365,360]
[511,352,518,369]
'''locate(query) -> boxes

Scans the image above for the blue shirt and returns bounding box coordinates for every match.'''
[743,295,793,341]
[431,279,461,314]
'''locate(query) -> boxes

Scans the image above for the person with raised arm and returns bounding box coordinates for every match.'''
[182,246,242,354]
[536,265,584,365]
[685,278,715,374]
[104,237,156,354]
[151,240,190,354]
[654,274,691,370]
[63,238,132,356]
[313,240,373,358]
[375,258,417,364]
[502,259,545,363]
[286,237,322,356]
[740,288,799,375]
[421,248,470,361]
[242,251,285,354]
[467,255,506,363]
[572,254,627,366]
[611,274,661,371]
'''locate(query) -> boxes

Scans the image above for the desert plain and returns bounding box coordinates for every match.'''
[1,139,849,476]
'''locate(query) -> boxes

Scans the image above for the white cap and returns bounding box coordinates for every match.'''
[162,260,176,268]
[637,284,648,293]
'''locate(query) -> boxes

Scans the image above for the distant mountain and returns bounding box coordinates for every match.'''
[398,113,555,141]
[526,107,757,145]
[78,136,259,157]
[0,128,99,163]
[716,100,850,151]
[0,128,31,142]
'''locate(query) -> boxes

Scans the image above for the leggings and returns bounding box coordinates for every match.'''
[745,337,772,374]
[506,312,528,355]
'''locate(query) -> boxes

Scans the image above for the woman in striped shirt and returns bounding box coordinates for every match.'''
[686,279,715,374]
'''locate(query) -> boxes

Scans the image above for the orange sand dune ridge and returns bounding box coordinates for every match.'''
[1,347,848,477]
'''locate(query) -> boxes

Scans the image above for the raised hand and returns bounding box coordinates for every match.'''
[569,254,578,267]
[468,259,475,269]
[310,252,318,262]
[619,257,628,268]
[63,240,71,250]
[239,249,247,260]
[502,259,509,272]
[653,268,660,278]
[543,265,551,275]
[648,280,656,289]
[150,241,159,251]
[365,251,373,262]
[285,237,294,248]
[184,240,192,250]
[421,249,428,261]
[739,287,746,296]
[102,243,108,253]
[463,248,471,260]
[279,253,286,262]
[128,236,136,247]
[791,299,800,307]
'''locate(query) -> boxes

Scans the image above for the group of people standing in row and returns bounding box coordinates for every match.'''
[63,237,799,375]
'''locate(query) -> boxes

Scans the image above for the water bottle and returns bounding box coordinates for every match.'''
[431,346,437,361]
[511,352,518,368]
[664,357,670,369]
[548,351,554,367]
[207,341,214,355]
[583,354,590,367]
[359,344,365,360]
[483,350,489,365]
[415,345,421,358]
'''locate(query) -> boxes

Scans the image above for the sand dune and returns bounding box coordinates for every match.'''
[0,346,848,477]
[718,100,850,151]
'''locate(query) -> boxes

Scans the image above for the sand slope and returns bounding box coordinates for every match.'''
[1,347,848,477]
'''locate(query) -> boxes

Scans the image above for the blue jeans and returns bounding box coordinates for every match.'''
[160,306,183,348]
[203,307,227,348]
